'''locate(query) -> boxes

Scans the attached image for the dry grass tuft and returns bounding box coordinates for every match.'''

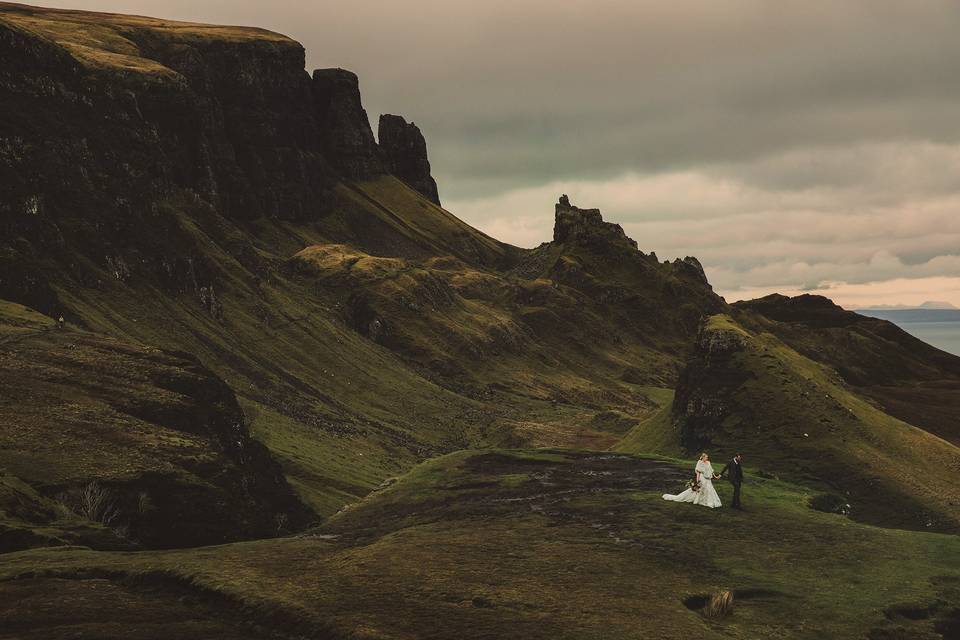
[703,590,734,619]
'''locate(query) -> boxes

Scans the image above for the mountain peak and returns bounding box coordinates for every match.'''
[672,256,709,285]
[552,194,638,250]
[920,300,958,309]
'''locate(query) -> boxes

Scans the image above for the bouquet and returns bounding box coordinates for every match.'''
[687,479,702,492]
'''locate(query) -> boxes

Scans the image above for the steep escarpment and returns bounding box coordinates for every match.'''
[0,3,458,314]
[0,3,508,518]
[313,68,384,179]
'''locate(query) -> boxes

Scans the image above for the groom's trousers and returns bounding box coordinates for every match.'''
[731,482,741,508]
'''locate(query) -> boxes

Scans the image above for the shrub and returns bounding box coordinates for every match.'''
[76,481,120,526]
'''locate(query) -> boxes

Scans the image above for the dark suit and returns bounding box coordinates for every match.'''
[720,458,743,508]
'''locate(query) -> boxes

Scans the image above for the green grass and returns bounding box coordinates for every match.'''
[0,300,53,340]
[6,178,682,523]
[666,314,960,533]
[353,176,508,267]
[0,300,315,548]
[613,390,683,457]
[0,3,295,77]
[3,449,958,639]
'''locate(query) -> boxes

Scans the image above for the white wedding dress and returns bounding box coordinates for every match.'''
[662,460,722,508]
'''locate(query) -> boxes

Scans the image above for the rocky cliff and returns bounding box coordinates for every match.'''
[553,194,638,250]
[0,4,445,316]
[313,68,384,179]
[378,114,441,204]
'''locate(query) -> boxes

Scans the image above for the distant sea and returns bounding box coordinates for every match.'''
[857,309,960,356]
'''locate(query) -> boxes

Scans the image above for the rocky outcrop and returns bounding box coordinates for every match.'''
[673,256,710,287]
[378,114,440,204]
[552,195,638,250]
[671,319,750,452]
[312,68,384,180]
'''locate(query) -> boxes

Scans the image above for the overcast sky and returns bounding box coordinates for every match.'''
[28,1,960,307]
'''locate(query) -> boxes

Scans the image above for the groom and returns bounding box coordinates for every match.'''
[719,453,744,510]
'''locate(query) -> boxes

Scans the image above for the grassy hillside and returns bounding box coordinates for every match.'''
[735,294,960,446]
[621,313,960,533]
[40,181,700,517]
[0,300,312,551]
[3,449,958,639]
[0,1,295,77]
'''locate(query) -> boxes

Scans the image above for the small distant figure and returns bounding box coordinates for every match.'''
[720,453,744,510]
[57,314,65,330]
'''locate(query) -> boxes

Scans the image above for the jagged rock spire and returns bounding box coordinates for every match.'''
[673,256,709,285]
[311,68,384,180]
[553,194,638,249]
[378,114,441,205]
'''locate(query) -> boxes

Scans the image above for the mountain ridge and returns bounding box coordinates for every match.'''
[0,1,724,528]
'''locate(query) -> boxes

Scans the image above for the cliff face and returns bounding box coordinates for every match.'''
[0,5,447,316]
[313,68,384,179]
[378,114,441,204]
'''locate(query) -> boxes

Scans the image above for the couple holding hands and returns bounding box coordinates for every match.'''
[663,452,744,510]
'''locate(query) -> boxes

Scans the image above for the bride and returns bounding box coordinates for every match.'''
[662,453,722,508]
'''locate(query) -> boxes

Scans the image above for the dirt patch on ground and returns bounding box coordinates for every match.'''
[325,451,692,545]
